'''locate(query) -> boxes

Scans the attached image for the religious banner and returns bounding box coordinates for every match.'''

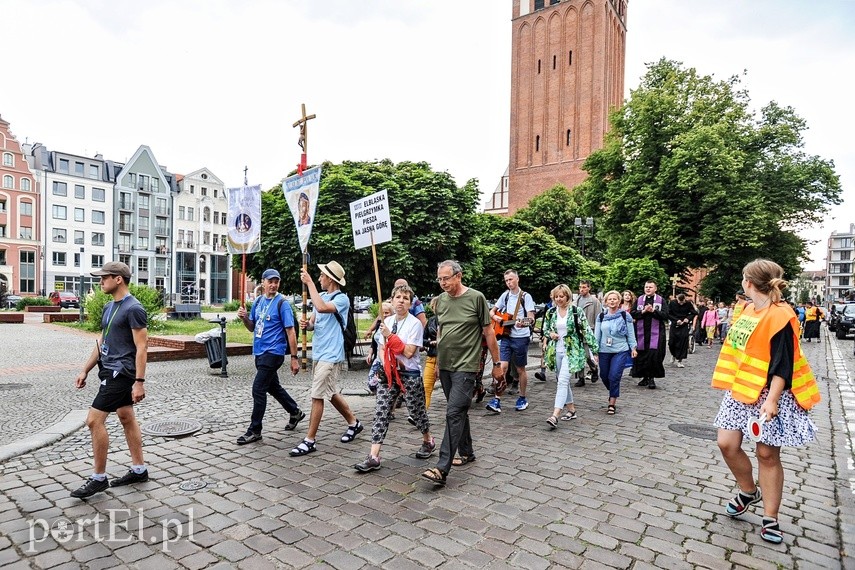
[226,185,262,254]
[282,166,321,253]
[349,189,392,250]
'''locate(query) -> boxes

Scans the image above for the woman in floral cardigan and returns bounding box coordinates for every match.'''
[542,284,599,428]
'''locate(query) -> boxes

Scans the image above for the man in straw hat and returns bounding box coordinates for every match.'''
[70,261,150,498]
[290,260,364,456]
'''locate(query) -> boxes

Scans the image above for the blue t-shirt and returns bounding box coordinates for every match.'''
[409,296,425,319]
[312,291,349,363]
[250,294,295,356]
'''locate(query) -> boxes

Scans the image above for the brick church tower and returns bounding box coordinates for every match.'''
[486,0,628,214]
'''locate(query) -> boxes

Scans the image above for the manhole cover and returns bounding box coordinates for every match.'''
[0,383,30,391]
[668,423,718,440]
[140,418,203,437]
[178,480,208,491]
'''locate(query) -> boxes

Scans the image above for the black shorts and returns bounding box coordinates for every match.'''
[91,367,135,413]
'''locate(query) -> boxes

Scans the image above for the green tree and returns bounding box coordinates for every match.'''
[579,58,841,299]
[468,214,585,302]
[241,160,481,300]
[603,258,669,296]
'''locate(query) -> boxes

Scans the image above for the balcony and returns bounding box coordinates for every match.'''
[118,222,134,233]
[155,246,170,255]
[155,207,169,216]
[154,226,169,236]
[116,244,133,253]
[119,200,134,211]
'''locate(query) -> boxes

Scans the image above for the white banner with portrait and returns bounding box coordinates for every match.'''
[226,185,262,254]
[283,166,321,254]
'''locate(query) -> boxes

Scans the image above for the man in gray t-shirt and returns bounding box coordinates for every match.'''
[70,261,150,499]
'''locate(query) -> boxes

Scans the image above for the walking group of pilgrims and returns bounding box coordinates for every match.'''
[67,256,821,547]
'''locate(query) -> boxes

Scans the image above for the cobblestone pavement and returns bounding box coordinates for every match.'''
[1,318,854,569]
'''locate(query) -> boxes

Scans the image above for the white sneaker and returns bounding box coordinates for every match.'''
[677,361,685,368]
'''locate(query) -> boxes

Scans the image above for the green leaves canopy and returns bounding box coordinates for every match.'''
[578,58,841,300]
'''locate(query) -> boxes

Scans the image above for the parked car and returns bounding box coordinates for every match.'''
[4,294,22,309]
[354,297,373,313]
[835,303,855,340]
[828,303,847,332]
[49,291,80,309]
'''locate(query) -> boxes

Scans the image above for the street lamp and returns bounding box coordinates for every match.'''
[574,217,594,257]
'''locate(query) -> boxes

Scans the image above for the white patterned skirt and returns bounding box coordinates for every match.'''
[714,387,817,447]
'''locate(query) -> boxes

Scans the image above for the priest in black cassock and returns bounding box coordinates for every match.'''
[631,280,669,389]
[667,293,697,367]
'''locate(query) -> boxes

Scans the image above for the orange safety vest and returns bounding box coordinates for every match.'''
[730,299,746,324]
[805,306,822,322]
[711,302,820,410]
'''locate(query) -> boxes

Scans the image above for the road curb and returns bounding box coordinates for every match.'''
[0,409,87,464]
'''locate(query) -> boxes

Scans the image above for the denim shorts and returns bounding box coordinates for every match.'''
[499,335,530,367]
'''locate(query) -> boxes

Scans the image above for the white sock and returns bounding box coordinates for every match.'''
[92,473,107,481]
[131,464,146,474]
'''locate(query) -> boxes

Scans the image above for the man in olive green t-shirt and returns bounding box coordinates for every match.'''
[421,260,502,487]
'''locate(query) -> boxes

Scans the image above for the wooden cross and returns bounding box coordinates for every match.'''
[670,273,681,297]
[243,165,248,185]
[292,103,316,154]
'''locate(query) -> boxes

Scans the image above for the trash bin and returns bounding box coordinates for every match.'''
[205,337,227,369]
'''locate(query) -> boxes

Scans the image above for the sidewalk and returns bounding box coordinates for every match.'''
[1,328,854,568]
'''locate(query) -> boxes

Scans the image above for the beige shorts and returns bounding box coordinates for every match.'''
[311,360,342,400]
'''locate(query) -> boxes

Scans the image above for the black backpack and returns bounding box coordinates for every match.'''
[330,292,357,361]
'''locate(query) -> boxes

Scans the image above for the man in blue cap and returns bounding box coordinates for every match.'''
[235,268,304,444]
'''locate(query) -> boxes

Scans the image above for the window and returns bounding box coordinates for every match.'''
[52,205,67,220]
[190,184,195,194]
[553,55,556,70]
[92,210,105,224]
[2,153,12,167]
[19,251,35,293]
[21,178,31,191]
[74,230,84,245]
[188,207,194,221]
[20,226,32,239]
[0,199,5,212]
[566,129,572,146]
[139,195,150,210]
[138,258,148,272]
[179,206,185,220]
[842,250,852,261]
[128,173,136,187]
[91,233,105,246]
[203,231,210,245]
[201,187,208,196]
[203,207,210,222]
[117,236,132,252]
[220,212,227,225]
[53,252,67,266]
[137,174,149,191]
[213,188,218,198]
[74,208,85,222]
[53,181,67,196]
[0,249,5,263]
[59,159,69,173]
[92,187,105,202]
[156,198,167,215]
[537,59,541,74]
[201,173,208,180]
[74,162,84,176]
[139,215,149,229]
[52,228,67,243]
[91,255,104,268]
[187,231,194,246]
[74,253,80,267]
[3,175,13,188]
[213,210,219,224]
[569,50,573,65]
[74,184,85,199]
[138,237,149,250]
[535,135,540,152]
[0,224,5,237]
[221,234,227,249]
[151,178,159,192]
[89,164,99,179]
[20,202,33,216]
[534,0,545,8]
[840,276,851,286]
[178,230,185,244]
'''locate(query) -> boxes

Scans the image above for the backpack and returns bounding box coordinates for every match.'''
[330,292,357,362]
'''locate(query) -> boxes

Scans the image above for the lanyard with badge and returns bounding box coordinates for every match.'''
[255,295,277,338]
[100,297,127,357]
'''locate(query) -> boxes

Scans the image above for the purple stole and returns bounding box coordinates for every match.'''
[635,294,663,349]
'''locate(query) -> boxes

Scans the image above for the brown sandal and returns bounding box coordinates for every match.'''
[421,468,447,486]
[452,455,476,466]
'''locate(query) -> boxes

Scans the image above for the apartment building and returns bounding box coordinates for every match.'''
[0,115,41,296]
[826,223,855,302]
[173,168,231,305]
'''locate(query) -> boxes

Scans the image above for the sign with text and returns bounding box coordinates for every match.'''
[349,190,392,250]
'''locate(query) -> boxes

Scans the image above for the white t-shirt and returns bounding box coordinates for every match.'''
[497,290,536,339]
[381,313,424,372]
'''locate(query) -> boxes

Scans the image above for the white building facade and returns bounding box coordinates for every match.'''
[826,223,855,302]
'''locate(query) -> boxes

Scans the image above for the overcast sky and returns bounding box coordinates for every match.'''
[3,0,852,269]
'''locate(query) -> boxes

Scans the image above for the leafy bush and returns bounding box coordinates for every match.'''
[223,300,240,311]
[85,284,165,332]
[18,296,52,309]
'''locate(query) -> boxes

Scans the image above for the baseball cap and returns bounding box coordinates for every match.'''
[90,261,131,280]
[262,268,281,280]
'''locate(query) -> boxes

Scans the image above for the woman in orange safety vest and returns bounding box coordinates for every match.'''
[712,259,820,545]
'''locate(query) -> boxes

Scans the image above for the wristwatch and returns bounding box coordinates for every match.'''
[493,362,502,368]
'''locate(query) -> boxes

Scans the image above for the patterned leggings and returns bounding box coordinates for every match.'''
[371,370,430,444]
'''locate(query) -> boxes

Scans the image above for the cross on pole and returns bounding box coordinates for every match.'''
[292,103,316,174]
[243,165,248,185]
[670,273,681,297]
